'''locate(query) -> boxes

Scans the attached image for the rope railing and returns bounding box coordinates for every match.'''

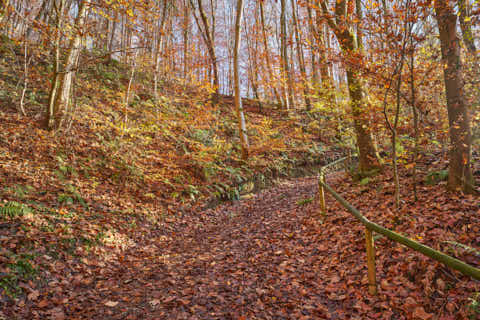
[317,156,480,295]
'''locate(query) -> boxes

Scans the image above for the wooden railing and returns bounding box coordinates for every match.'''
[317,156,480,295]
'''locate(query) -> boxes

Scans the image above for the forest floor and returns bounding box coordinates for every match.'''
[2,164,479,320]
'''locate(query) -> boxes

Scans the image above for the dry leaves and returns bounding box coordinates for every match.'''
[104,301,119,307]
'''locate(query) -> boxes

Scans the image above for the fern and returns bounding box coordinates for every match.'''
[297,197,314,206]
[425,170,448,185]
[0,201,31,218]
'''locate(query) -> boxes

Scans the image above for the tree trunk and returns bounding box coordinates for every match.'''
[153,0,169,100]
[457,0,476,55]
[26,0,48,39]
[183,0,190,79]
[410,39,419,201]
[190,0,219,98]
[315,8,332,94]
[346,66,380,171]
[0,0,9,25]
[321,0,380,171]
[108,10,118,56]
[46,0,65,129]
[434,0,473,192]
[259,2,281,106]
[47,0,91,130]
[306,1,319,98]
[234,0,248,160]
[355,0,363,51]
[244,17,262,110]
[291,0,311,110]
[280,0,294,110]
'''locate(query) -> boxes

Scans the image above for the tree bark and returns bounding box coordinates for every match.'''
[321,0,380,172]
[457,0,476,55]
[280,0,295,110]
[183,0,190,79]
[46,0,65,129]
[315,7,332,94]
[0,0,9,25]
[244,16,262,109]
[234,0,248,159]
[291,0,311,110]
[434,0,473,192]
[47,0,91,130]
[259,1,281,106]
[190,0,219,98]
[153,0,169,100]
[108,9,118,57]
[306,1,319,98]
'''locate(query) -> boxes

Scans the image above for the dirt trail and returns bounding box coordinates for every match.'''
[50,176,357,319]
[10,173,479,319]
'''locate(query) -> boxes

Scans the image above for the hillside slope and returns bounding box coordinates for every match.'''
[0,36,342,301]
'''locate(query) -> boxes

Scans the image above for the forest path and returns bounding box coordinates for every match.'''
[60,174,371,319]
[15,168,479,319]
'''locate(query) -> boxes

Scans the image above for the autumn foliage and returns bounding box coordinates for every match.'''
[0,0,479,318]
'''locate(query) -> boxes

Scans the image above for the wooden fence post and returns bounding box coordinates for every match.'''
[318,169,326,215]
[365,228,377,295]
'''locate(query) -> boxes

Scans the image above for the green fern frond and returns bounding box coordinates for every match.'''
[0,201,31,218]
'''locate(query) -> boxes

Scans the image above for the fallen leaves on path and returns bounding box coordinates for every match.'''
[2,168,479,319]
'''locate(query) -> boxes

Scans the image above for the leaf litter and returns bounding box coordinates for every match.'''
[2,161,478,319]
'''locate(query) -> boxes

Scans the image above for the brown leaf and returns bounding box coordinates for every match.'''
[48,307,65,320]
[163,296,175,304]
[27,290,40,301]
[404,296,417,308]
[435,278,445,291]
[445,302,455,313]
[37,299,49,308]
[149,299,161,306]
[104,301,119,307]
[380,279,390,290]
[412,307,433,320]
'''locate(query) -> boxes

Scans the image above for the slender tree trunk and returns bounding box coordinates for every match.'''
[244,17,262,110]
[259,2,281,106]
[434,0,473,192]
[47,0,91,130]
[291,0,311,110]
[108,10,118,57]
[390,54,407,209]
[252,5,264,105]
[19,25,29,116]
[153,0,168,100]
[355,0,363,50]
[306,1,319,99]
[234,0,248,159]
[40,0,52,26]
[0,0,10,26]
[315,9,331,94]
[121,14,126,62]
[46,0,65,129]
[457,0,476,55]
[190,0,219,98]
[123,51,138,132]
[183,0,190,80]
[26,0,48,39]
[280,0,294,110]
[410,40,418,201]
